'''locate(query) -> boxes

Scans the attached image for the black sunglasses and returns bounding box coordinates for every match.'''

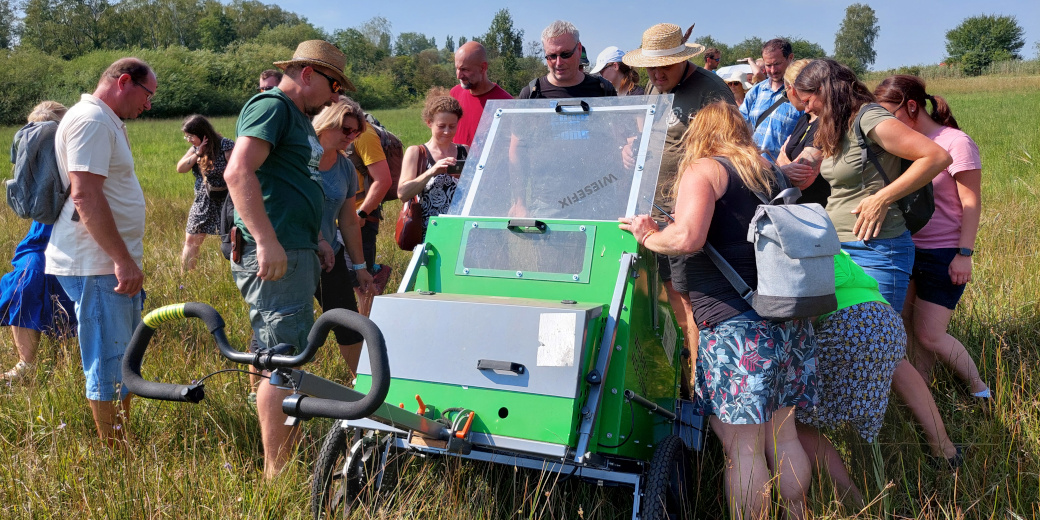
[257,85,275,93]
[312,68,343,95]
[545,42,580,62]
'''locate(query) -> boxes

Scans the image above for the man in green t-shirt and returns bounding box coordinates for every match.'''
[224,40,353,480]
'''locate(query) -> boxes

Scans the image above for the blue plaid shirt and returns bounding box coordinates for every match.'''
[739,80,803,160]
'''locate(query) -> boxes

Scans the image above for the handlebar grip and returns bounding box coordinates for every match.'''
[303,309,390,417]
[123,303,222,403]
[283,394,385,421]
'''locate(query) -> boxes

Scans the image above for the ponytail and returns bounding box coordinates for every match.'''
[927,94,960,130]
[875,75,960,130]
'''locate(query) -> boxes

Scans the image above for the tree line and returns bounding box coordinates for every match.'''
[0,1,1030,125]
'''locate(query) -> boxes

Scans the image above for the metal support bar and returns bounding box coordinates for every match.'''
[624,389,677,421]
[397,242,428,293]
[574,252,636,463]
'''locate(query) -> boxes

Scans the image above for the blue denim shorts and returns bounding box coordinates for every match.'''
[56,275,143,401]
[231,247,320,355]
[841,231,915,312]
[911,247,966,310]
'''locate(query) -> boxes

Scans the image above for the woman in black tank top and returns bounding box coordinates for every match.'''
[620,102,816,518]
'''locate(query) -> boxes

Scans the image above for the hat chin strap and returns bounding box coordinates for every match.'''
[642,44,688,57]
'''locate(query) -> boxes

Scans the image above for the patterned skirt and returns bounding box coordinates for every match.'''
[795,301,905,441]
[695,315,817,425]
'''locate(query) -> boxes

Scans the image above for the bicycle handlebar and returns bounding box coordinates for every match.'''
[122,303,391,420]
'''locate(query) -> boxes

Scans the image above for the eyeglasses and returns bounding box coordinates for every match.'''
[132,79,154,101]
[257,85,275,93]
[312,68,344,95]
[341,125,361,137]
[545,42,580,62]
[183,135,193,141]
[706,56,719,61]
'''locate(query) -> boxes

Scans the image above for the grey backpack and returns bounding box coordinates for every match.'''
[704,158,840,320]
[7,121,69,225]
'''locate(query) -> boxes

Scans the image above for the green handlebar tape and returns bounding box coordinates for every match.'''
[143,303,187,328]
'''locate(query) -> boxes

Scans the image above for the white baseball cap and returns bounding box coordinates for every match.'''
[591,46,625,74]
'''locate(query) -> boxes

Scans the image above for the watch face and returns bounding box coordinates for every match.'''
[959,248,974,257]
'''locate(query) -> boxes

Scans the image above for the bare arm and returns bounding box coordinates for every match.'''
[358,159,390,214]
[398,145,455,200]
[850,119,953,240]
[176,147,199,173]
[619,158,724,255]
[337,194,374,294]
[69,171,143,295]
[950,168,981,285]
[224,135,287,280]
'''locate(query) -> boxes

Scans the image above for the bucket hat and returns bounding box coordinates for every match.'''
[274,40,355,92]
[623,24,705,68]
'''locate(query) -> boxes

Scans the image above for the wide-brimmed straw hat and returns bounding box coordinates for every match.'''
[623,24,705,68]
[273,40,356,92]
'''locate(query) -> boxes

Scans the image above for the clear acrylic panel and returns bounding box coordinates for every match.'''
[448,95,674,221]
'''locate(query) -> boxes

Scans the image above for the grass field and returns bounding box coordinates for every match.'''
[0,77,1038,519]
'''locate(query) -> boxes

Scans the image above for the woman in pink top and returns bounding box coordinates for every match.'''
[874,75,988,400]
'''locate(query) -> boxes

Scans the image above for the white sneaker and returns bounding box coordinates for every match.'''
[2,361,31,382]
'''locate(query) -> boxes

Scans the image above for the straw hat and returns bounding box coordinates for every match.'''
[623,24,705,68]
[273,40,356,92]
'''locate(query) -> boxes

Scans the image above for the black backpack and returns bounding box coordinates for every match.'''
[525,75,614,98]
[853,103,934,234]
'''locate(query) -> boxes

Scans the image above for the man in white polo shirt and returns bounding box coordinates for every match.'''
[45,57,155,447]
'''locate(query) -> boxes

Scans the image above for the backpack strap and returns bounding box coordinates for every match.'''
[527,77,541,99]
[853,102,893,185]
[596,74,613,96]
[754,93,789,129]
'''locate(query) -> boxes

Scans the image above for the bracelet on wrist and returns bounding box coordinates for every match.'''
[351,262,368,271]
[640,229,657,247]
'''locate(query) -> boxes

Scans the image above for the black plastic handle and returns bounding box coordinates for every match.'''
[507,219,547,233]
[554,99,590,113]
[122,304,390,415]
[477,359,526,375]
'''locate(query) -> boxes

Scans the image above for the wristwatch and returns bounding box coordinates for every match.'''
[957,247,974,257]
[357,209,369,219]
[351,262,368,271]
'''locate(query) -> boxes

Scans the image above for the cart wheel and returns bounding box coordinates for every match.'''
[311,425,381,519]
[641,434,692,520]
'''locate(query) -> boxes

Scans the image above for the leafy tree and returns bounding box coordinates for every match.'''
[481,8,522,59]
[227,0,304,42]
[524,39,542,59]
[20,0,117,58]
[252,22,325,49]
[198,5,236,51]
[0,0,16,49]
[444,35,454,52]
[945,14,1025,76]
[331,27,387,74]
[394,31,436,56]
[359,16,392,55]
[729,37,764,63]
[788,37,826,60]
[834,3,879,75]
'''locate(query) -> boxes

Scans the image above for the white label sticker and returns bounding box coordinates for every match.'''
[537,313,577,367]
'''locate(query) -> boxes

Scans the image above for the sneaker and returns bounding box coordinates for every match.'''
[2,361,31,382]
[371,264,392,295]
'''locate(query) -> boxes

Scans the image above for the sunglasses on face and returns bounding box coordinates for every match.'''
[312,68,344,95]
[342,125,361,137]
[545,42,580,62]
[257,85,275,92]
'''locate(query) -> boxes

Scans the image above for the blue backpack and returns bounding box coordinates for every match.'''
[7,121,69,224]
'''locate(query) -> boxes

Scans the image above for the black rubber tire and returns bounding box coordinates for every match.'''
[641,434,692,520]
[311,424,349,519]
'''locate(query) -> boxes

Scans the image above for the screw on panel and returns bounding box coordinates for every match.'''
[495,109,503,117]
[637,164,644,171]
[516,271,523,278]
[606,433,613,439]
[431,220,437,226]
[611,388,617,394]
[478,164,484,170]
[579,225,586,231]
[463,268,470,275]
[572,274,580,281]
[615,345,621,351]
[472,223,479,228]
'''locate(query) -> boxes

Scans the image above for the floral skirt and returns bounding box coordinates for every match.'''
[695,315,817,425]
[795,301,905,441]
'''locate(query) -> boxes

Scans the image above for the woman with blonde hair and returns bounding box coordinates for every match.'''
[0,101,77,381]
[398,88,467,237]
[621,101,815,519]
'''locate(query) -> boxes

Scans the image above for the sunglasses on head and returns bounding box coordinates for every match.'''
[545,42,580,62]
[312,68,344,95]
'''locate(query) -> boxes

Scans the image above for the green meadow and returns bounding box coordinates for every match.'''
[0,76,1038,518]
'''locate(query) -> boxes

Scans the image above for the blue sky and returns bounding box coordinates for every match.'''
[276,0,1038,71]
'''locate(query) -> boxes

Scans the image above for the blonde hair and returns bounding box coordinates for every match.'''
[312,96,367,138]
[676,102,773,197]
[784,58,812,87]
[27,101,67,123]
